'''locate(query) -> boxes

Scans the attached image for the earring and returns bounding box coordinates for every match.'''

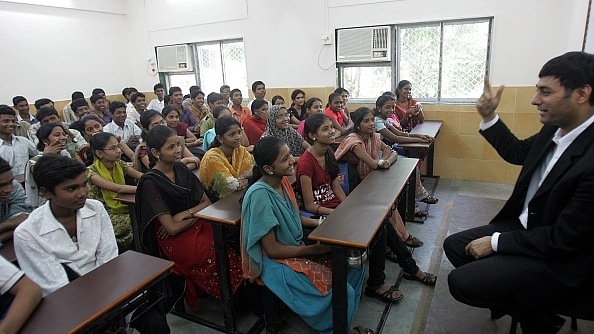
[313,137,316,141]
[155,155,160,160]
[268,172,273,175]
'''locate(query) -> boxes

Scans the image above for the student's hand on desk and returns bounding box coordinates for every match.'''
[476,76,505,122]
[381,145,392,158]
[465,236,493,260]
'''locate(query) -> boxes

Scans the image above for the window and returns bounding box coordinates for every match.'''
[338,18,492,102]
[164,40,248,97]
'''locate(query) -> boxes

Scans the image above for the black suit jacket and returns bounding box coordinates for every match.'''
[481,119,594,288]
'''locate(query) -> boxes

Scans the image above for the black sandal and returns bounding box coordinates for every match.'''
[404,234,423,248]
[420,195,439,204]
[364,285,404,302]
[402,271,437,286]
[414,209,428,218]
[352,325,374,334]
[385,250,398,263]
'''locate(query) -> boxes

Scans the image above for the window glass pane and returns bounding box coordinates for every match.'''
[197,44,223,93]
[342,66,391,99]
[441,21,489,99]
[399,25,441,99]
[168,74,196,94]
[222,42,249,97]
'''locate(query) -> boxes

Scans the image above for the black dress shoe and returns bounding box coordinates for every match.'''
[520,313,565,334]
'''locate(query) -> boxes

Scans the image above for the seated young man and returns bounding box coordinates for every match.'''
[189,90,208,126]
[27,107,87,157]
[104,101,142,151]
[62,92,84,126]
[127,92,146,128]
[146,83,165,112]
[67,98,92,132]
[0,105,38,175]
[90,94,111,125]
[199,92,225,137]
[0,157,33,243]
[0,255,42,334]
[12,96,37,125]
[13,155,169,333]
[170,86,199,133]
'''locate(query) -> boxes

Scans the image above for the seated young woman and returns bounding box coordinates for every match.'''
[261,105,309,160]
[242,136,370,334]
[199,117,254,201]
[335,107,424,248]
[296,97,323,137]
[242,98,268,145]
[394,80,425,130]
[374,95,439,213]
[162,105,203,157]
[75,115,135,163]
[85,132,143,250]
[133,110,200,173]
[288,89,306,130]
[136,125,242,311]
[324,93,352,136]
[296,113,436,302]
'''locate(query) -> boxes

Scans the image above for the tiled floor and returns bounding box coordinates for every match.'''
[156,178,593,333]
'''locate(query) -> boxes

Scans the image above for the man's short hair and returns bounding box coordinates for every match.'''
[12,96,27,106]
[539,51,594,105]
[0,157,11,175]
[131,92,146,103]
[0,104,16,117]
[207,92,224,105]
[91,88,105,96]
[220,85,230,93]
[251,81,265,92]
[168,86,182,96]
[230,88,241,97]
[189,85,200,94]
[32,155,87,194]
[191,90,205,100]
[34,98,53,110]
[71,98,89,112]
[35,106,59,122]
[153,83,164,91]
[89,94,104,105]
[71,91,84,101]
[109,101,126,114]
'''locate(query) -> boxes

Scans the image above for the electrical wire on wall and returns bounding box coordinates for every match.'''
[317,0,335,71]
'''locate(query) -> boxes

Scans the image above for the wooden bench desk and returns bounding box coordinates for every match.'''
[20,251,173,334]
[398,120,443,177]
[0,238,16,263]
[308,157,418,334]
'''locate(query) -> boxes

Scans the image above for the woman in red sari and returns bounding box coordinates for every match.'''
[394,80,425,129]
[136,125,242,310]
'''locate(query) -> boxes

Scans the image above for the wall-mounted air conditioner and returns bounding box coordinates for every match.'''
[337,26,391,63]
[156,44,193,72]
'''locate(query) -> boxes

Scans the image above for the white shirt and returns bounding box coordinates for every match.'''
[16,113,36,124]
[14,199,118,296]
[483,114,594,251]
[0,135,38,175]
[126,102,140,124]
[104,120,143,143]
[0,255,24,295]
[147,98,164,112]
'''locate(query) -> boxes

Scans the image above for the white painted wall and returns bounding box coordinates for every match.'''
[0,0,132,103]
[0,0,590,104]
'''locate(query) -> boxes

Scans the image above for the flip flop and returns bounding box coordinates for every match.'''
[352,325,374,334]
[420,196,439,204]
[414,209,428,218]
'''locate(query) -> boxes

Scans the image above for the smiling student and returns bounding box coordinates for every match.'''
[103,101,143,151]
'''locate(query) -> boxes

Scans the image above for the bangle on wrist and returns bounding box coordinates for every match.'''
[378,159,385,168]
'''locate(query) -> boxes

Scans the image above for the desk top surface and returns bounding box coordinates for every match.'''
[308,157,418,248]
[0,238,16,263]
[409,120,443,137]
[194,189,244,225]
[20,251,173,334]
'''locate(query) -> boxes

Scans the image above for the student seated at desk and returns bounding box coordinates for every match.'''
[296,97,323,137]
[335,108,424,249]
[74,115,135,163]
[242,98,268,146]
[136,125,243,310]
[242,137,370,334]
[0,255,41,334]
[26,106,87,158]
[133,110,200,173]
[261,105,309,160]
[162,105,204,157]
[375,95,439,216]
[394,80,425,129]
[297,114,436,303]
[199,117,254,201]
[0,157,33,244]
[13,155,169,333]
[85,132,143,250]
[324,93,352,136]
[103,101,143,152]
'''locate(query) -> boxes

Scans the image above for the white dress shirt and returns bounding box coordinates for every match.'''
[0,255,24,295]
[482,114,594,251]
[147,98,164,112]
[0,135,38,175]
[14,199,118,296]
[103,120,143,143]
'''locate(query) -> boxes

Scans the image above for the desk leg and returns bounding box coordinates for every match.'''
[426,144,435,177]
[127,204,142,252]
[406,171,416,222]
[211,223,237,334]
[331,246,348,334]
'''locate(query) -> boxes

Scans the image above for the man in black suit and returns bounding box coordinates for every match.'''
[444,51,594,334]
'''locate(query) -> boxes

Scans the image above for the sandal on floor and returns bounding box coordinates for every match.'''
[420,195,439,204]
[364,285,404,303]
[404,234,424,248]
[385,250,398,263]
[352,325,374,334]
[402,271,437,286]
[414,209,428,218]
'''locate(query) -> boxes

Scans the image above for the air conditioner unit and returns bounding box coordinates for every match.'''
[337,26,391,63]
[156,44,193,72]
